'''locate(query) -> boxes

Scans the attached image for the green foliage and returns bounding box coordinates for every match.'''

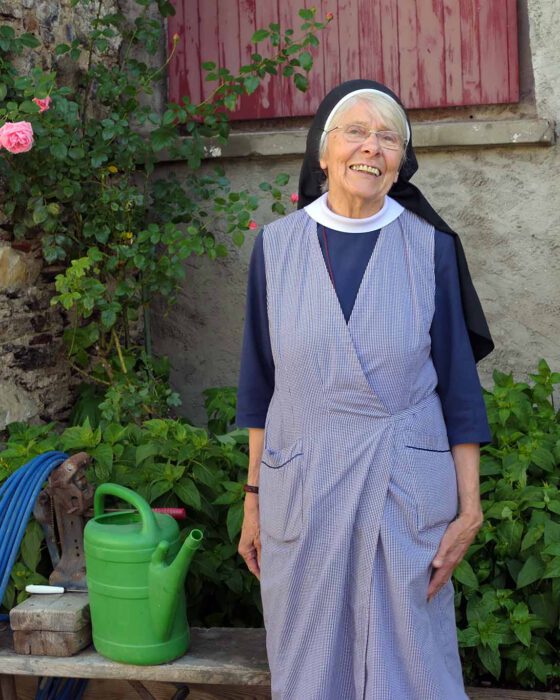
[203,386,238,435]
[456,360,560,689]
[0,3,327,424]
[0,396,259,626]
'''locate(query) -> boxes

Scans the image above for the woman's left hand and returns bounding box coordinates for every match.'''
[427,510,483,601]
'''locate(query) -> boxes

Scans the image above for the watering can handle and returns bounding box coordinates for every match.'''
[94,483,158,537]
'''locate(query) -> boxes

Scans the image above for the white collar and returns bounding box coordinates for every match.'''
[304,193,404,233]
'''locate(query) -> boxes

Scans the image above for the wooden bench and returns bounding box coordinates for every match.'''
[0,623,271,700]
[1,622,559,700]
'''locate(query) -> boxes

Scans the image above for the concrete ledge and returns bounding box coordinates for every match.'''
[413,118,555,149]
[185,118,555,162]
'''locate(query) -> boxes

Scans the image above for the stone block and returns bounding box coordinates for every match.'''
[12,344,59,371]
[0,1,21,18]
[0,246,42,291]
[0,380,39,429]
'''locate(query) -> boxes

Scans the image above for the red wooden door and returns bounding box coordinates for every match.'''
[167,0,519,118]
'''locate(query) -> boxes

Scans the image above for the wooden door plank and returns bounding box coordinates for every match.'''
[357,0,384,82]
[338,0,360,85]
[234,0,257,118]
[218,0,241,77]
[416,0,446,107]
[459,0,481,103]
[379,0,399,95]
[198,0,219,102]
[397,0,419,107]
[248,0,279,118]
[322,0,342,95]
[183,0,202,105]
[479,0,511,103]
[506,0,520,101]
[442,0,463,105]
[167,0,187,104]
[169,0,518,114]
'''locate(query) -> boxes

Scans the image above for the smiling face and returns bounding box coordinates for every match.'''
[319,99,404,218]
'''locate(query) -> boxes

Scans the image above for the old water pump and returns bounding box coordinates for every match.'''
[84,483,202,665]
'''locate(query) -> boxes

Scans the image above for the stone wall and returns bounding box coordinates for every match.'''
[0,245,69,427]
[0,0,120,430]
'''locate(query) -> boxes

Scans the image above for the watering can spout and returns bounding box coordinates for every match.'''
[149,529,203,642]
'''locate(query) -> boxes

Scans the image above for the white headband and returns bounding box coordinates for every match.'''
[319,88,411,152]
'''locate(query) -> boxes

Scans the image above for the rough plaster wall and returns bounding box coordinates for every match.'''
[152,0,560,425]
[151,159,301,423]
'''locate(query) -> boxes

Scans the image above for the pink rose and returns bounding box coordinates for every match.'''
[290,192,299,204]
[326,11,334,21]
[0,121,34,154]
[248,220,258,230]
[32,96,52,113]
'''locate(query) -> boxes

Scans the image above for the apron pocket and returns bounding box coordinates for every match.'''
[260,439,304,542]
[404,430,458,532]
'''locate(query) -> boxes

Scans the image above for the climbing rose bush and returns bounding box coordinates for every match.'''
[0,4,331,424]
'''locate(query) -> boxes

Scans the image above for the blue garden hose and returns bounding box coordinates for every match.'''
[0,451,68,621]
[0,451,90,700]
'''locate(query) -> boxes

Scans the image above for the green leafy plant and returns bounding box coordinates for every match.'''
[456,360,560,689]
[0,4,330,423]
[0,398,258,626]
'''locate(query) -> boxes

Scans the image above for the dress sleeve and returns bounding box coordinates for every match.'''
[431,231,492,446]
[236,231,275,428]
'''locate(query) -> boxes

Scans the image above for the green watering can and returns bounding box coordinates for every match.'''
[84,483,203,665]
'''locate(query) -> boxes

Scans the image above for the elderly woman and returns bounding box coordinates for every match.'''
[237,79,493,700]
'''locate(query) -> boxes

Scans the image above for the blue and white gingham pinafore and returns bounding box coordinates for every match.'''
[259,208,468,700]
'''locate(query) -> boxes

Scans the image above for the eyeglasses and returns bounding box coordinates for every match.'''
[325,124,406,151]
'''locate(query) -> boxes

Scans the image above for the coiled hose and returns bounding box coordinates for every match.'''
[0,451,89,698]
[0,450,68,621]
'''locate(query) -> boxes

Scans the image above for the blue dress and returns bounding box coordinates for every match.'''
[238,226,490,446]
[253,207,483,698]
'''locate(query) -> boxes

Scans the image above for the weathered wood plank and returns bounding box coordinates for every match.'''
[357,0,384,82]
[322,0,341,95]
[9,593,90,632]
[251,0,278,118]
[479,0,510,103]
[459,0,481,103]
[13,628,92,657]
[338,0,360,85]
[506,0,520,101]
[198,0,219,101]
[442,0,463,105]
[235,0,257,118]
[467,689,560,700]
[397,0,419,107]
[182,0,202,105]
[4,627,560,700]
[0,628,270,686]
[218,0,241,77]
[168,0,519,115]
[416,0,446,107]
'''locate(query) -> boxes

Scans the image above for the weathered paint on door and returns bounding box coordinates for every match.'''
[167,0,519,118]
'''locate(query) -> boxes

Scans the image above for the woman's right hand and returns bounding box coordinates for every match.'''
[238,494,261,579]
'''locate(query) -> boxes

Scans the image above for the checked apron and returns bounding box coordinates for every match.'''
[259,208,468,700]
